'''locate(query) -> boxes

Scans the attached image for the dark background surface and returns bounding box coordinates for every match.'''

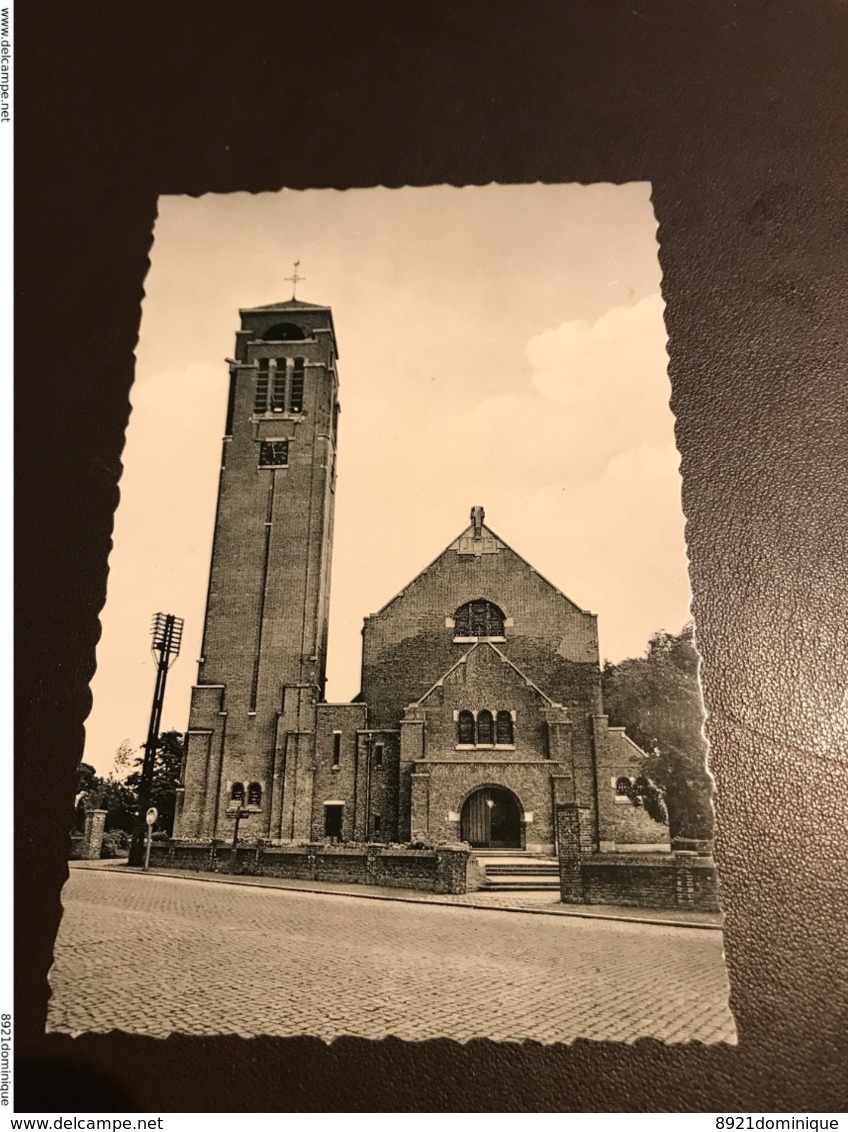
[15,0,848,1113]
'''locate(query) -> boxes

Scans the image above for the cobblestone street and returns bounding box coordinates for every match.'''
[48,868,736,1045]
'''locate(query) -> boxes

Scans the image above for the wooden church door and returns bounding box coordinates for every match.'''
[461,790,491,846]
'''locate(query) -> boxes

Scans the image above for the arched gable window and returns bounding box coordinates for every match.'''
[457,710,475,745]
[476,710,495,745]
[615,776,633,797]
[495,711,514,745]
[247,782,262,807]
[230,782,245,803]
[453,600,505,639]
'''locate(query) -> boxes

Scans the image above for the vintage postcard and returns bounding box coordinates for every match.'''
[49,184,735,1045]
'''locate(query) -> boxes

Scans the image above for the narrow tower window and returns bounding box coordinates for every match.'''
[476,710,495,745]
[247,782,262,807]
[496,711,514,745]
[457,710,475,745]
[290,358,305,413]
[254,359,270,413]
[270,359,287,412]
[332,732,341,766]
[230,782,245,804]
[374,744,384,768]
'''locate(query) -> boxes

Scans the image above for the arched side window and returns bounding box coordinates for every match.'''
[615,776,633,796]
[495,711,514,745]
[476,710,494,745]
[453,600,505,639]
[230,782,245,803]
[457,710,475,745]
[247,782,262,807]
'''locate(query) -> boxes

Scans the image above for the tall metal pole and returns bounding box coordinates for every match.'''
[129,613,183,866]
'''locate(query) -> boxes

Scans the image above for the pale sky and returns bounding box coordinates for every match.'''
[84,184,690,775]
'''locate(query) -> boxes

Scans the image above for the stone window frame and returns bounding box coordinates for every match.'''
[331,730,342,770]
[453,708,517,750]
[447,599,512,643]
[613,775,635,804]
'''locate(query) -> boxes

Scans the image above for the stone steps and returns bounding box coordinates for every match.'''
[484,863,559,876]
[474,853,561,892]
[482,878,560,891]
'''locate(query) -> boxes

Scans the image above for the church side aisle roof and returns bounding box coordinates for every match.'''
[409,641,563,710]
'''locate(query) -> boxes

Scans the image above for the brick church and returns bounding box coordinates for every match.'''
[173,297,668,857]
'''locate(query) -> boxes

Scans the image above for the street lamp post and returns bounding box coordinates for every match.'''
[129,612,184,867]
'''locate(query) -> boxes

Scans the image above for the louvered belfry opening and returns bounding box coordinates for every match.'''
[255,358,270,412]
[290,358,305,412]
[255,356,306,415]
[271,360,287,411]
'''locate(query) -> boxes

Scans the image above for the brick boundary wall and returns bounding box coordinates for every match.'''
[555,804,720,912]
[147,840,478,895]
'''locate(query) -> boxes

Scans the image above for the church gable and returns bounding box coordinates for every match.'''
[360,506,601,728]
[372,506,585,622]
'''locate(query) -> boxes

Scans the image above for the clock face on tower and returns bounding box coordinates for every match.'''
[258,440,289,468]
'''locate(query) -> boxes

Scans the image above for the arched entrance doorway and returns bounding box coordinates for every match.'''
[460,787,522,849]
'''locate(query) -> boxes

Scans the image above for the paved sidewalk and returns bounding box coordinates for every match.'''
[69,860,723,929]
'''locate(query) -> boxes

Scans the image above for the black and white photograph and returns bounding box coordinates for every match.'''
[48,183,736,1046]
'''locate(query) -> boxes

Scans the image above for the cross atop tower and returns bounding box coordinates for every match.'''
[285,260,305,299]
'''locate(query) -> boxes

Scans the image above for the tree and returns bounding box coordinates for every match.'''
[125,729,184,836]
[602,624,713,841]
[113,739,135,776]
[73,762,137,834]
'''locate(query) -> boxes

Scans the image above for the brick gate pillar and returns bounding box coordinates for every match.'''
[555,803,587,904]
[82,809,108,860]
[410,773,431,843]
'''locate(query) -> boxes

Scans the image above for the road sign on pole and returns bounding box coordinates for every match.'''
[143,807,158,872]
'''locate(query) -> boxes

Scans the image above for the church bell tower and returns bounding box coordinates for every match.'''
[174,291,340,841]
